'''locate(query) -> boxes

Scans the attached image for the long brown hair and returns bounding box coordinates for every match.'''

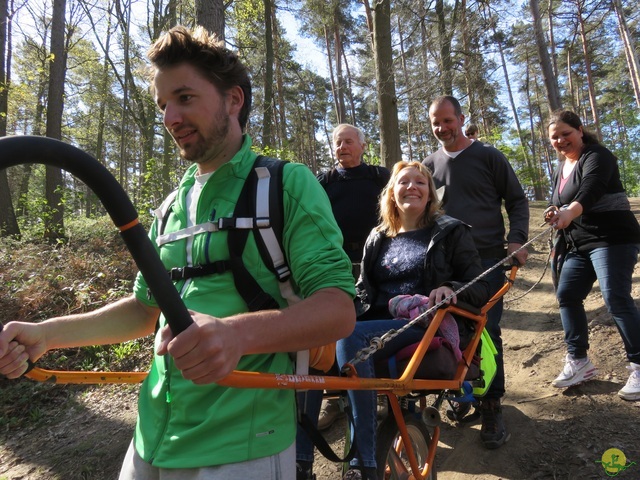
[548,110,600,145]
[377,161,443,236]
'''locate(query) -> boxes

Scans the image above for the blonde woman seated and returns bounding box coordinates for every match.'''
[336,161,490,480]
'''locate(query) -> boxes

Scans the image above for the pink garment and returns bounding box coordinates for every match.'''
[388,294,462,361]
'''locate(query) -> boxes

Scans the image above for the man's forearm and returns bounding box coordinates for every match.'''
[42,295,159,349]
[227,287,356,355]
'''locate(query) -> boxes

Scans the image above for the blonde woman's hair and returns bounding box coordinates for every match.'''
[377,161,443,236]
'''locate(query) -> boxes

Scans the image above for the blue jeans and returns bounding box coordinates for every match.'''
[336,319,425,469]
[481,258,506,399]
[556,244,640,363]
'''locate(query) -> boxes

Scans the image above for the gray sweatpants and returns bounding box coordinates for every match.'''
[118,440,295,480]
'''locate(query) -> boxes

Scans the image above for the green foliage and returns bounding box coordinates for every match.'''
[253,145,300,163]
[0,216,137,320]
[62,339,149,373]
[0,215,153,410]
[139,156,169,216]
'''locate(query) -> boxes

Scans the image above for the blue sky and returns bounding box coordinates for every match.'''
[279,10,329,76]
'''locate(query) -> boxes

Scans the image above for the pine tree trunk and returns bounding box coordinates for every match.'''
[262,0,274,147]
[272,13,287,150]
[612,0,640,109]
[333,17,347,124]
[373,0,400,169]
[44,0,67,242]
[576,0,601,140]
[397,17,414,161]
[195,0,225,40]
[0,0,20,237]
[529,0,562,112]
[435,0,453,95]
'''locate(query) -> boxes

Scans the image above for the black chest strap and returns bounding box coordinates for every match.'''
[159,156,289,312]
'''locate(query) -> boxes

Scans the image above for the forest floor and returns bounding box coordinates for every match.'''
[1,200,640,480]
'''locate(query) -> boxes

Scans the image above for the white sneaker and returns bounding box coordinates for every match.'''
[551,354,597,388]
[618,363,640,401]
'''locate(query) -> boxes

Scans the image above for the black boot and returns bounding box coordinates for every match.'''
[343,466,377,480]
[446,399,480,423]
[296,461,316,480]
[479,398,509,449]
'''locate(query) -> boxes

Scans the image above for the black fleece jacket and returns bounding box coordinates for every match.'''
[550,143,640,251]
[355,215,491,319]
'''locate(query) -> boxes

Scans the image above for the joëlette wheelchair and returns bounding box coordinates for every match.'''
[0,136,518,480]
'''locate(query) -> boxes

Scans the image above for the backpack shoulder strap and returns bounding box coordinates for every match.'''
[369,164,390,188]
[251,156,289,281]
[154,189,179,237]
[316,171,329,187]
[227,156,302,312]
[317,167,341,188]
[251,158,335,377]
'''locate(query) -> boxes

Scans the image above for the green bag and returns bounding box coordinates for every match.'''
[473,329,498,397]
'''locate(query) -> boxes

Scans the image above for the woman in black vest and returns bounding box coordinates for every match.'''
[545,110,640,400]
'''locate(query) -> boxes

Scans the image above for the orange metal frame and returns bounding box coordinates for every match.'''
[25,266,518,480]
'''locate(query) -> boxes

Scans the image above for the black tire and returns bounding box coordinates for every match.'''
[375,410,437,480]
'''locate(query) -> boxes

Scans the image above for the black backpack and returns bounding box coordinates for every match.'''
[157,158,359,462]
[155,155,294,312]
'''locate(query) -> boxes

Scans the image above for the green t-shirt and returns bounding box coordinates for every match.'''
[132,136,355,468]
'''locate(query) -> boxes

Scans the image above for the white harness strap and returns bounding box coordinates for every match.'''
[153,189,179,226]
[155,218,258,247]
[253,167,309,375]
[254,167,292,283]
[156,222,220,246]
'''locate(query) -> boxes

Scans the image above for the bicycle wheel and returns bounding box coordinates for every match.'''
[376,410,437,480]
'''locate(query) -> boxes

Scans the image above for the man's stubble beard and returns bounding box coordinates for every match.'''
[436,130,457,149]
[179,107,231,165]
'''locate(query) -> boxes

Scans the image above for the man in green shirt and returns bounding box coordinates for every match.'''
[0,26,356,479]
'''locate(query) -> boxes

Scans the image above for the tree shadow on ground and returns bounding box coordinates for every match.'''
[0,380,137,480]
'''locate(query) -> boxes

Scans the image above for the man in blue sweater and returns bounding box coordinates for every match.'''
[423,96,529,450]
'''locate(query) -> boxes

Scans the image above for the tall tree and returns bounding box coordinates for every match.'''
[529,0,562,112]
[196,0,225,39]
[43,0,67,242]
[611,0,640,109]
[397,15,414,160]
[573,0,602,139]
[0,0,20,237]
[262,0,274,147]
[435,0,456,95]
[492,25,545,200]
[372,0,400,168]
[330,12,347,123]
[271,10,288,150]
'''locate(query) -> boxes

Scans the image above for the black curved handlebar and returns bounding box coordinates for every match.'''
[0,135,193,335]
